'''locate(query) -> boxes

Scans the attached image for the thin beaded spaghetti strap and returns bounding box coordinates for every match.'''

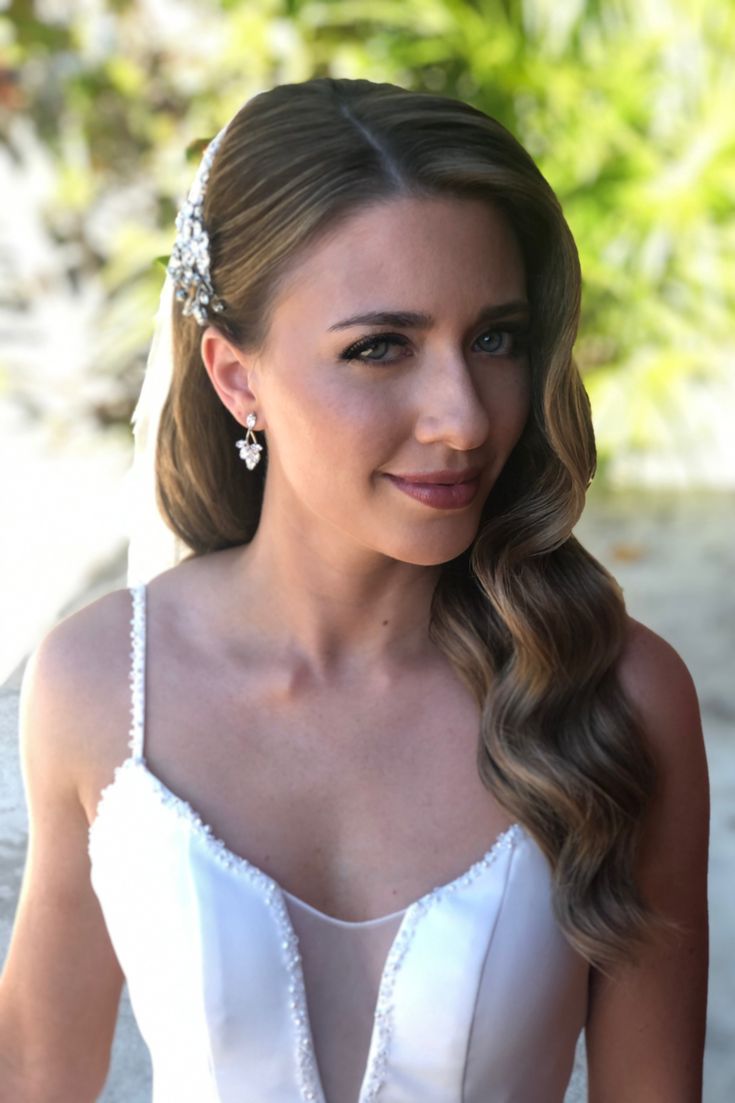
[127,582,146,762]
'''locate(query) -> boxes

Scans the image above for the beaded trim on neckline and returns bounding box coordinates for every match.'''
[120,579,525,926]
[90,753,524,926]
[88,755,523,1103]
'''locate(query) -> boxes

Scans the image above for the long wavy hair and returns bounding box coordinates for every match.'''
[158,76,678,975]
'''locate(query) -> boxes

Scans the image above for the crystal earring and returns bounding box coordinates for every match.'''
[235,412,263,471]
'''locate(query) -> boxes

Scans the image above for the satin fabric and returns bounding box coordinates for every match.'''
[87,585,589,1102]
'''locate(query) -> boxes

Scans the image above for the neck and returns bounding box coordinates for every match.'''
[223,516,443,682]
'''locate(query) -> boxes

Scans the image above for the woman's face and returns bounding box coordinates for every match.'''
[214,195,531,567]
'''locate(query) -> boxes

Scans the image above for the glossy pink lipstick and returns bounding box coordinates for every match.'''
[383,467,482,510]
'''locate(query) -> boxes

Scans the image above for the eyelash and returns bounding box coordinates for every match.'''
[339,327,529,364]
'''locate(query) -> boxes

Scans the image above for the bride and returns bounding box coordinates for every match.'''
[0,77,708,1102]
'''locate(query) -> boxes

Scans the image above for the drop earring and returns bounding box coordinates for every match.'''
[235,412,263,471]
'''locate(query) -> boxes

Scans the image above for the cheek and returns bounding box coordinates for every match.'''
[266,369,390,481]
[480,364,532,445]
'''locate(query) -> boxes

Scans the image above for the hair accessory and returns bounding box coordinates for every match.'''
[167,128,229,326]
[235,412,263,470]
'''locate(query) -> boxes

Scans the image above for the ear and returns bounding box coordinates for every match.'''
[200,326,264,428]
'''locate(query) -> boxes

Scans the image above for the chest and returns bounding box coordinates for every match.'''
[89,631,514,924]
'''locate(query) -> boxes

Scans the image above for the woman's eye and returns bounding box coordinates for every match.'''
[474,328,520,355]
[340,334,409,363]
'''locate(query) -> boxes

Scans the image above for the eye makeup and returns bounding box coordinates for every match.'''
[338,324,529,365]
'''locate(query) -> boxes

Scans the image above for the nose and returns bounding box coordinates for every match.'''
[412,349,490,452]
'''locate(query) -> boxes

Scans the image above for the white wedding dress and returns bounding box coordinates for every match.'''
[88,583,589,1102]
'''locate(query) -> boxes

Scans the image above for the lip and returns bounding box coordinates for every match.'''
[387,466,483,485]
[384,472,481,510]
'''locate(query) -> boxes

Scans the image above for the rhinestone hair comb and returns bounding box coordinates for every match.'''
[167,126,229,326]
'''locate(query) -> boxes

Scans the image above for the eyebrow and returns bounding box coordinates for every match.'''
[327,300,530,332]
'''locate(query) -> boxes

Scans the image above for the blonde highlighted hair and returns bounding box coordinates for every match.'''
[157,76,675,974]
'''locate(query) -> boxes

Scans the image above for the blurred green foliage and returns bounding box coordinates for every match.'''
[1,0,733,472]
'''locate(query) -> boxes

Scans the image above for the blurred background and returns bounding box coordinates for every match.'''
[0,0,733,1099]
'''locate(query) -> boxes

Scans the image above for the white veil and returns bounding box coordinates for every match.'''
[124,270,191,586]
[124,121,231,586]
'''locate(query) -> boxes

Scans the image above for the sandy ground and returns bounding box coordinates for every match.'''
[1,485,733,1101]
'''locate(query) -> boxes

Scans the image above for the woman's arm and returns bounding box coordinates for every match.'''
[585,618,710,1102]
[0,617,125,1102]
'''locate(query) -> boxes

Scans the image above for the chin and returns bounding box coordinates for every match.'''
[383,528,479,568]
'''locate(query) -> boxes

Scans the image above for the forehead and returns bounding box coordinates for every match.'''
[271,196,526,323]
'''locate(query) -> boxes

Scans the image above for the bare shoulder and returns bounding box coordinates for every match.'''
[614,614,709,883]
[29,585,133,671]
[20,586,135,803]
[616,616,706,789]
[617,615,699,710]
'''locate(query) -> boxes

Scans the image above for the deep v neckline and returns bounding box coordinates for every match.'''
[90,754,523,926]
[115,581,522,928]
[88,756,523,1103]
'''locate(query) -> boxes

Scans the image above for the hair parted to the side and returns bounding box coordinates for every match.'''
[157,76,681,975]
